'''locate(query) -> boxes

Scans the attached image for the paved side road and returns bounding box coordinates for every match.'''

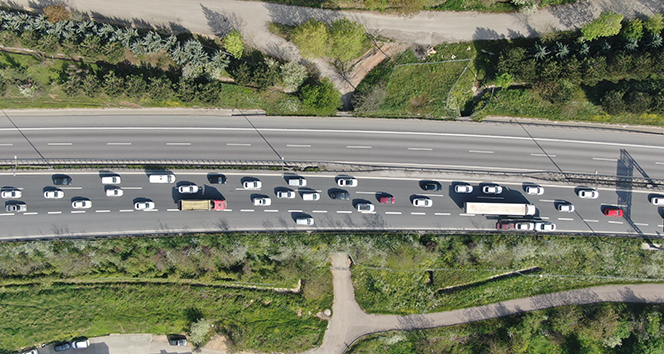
[305,253,664,354]
[37,334,228,354]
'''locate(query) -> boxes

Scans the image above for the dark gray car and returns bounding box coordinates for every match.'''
[329,190,350,200]
[54,342,71,352]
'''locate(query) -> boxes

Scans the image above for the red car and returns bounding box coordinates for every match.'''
[496,221,515,230]
[378,195,395,204]
[603,208,623,217]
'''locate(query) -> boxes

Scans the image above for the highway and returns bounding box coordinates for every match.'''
[1,111,664,176]
[0,170,662,239]
[1,110,663,238]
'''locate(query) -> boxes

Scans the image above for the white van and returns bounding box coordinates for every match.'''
[72,339,89,348]
[302,192,320,201]
[149,174,176,183]
[101,176,121,184]
[288,177,307,186]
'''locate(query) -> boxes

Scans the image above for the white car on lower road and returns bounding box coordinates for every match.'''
[135,201,155,211]
[526,186,544,195]
[105,186,123,197]
[243,180,262,190]
[252,196,272,206]
[412,197,432,207]
[577,189,599,199]
[276,190,296,199]
[178,185,199,194]
[482,185,503,194]
[535,222,556,231]
[1,189,21,199]
[356,202,374,213]
[337,177,358,187]
[72,200,92,209]
[44,189,64,199]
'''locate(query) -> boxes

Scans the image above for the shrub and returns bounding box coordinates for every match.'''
[176,78,197,102]
[291,19,329,59]
[147,76,173,101]
[280,61,308,92]
[43,4,71,23]
[251,64,278,91]
[124,75,147,98]
[189,318,215,347]
[224,29,244,59]
[581,12,624,41]
[102,71,124,97]
[600,90,626,114]
[300,78,341,116]
[197,80,223,105]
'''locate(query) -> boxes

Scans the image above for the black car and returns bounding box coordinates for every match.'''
[208,174,227,184]
[54,342,71,352]
[329,190,350,200]
[52,175,72,185]
[420,181,441,192]
[168,335,188,346]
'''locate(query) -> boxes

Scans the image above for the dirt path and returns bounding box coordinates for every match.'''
[307,253,664,354]
[8,0,663,95]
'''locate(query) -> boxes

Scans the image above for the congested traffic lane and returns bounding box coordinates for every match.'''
[0,171,662,239]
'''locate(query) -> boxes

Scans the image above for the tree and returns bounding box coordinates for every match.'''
[224,29,244,59]
[621,18,644,41]
[43,5,70,23]
[644,14,664,34]
[300,78,341,116]
[581,12,624,41]
[291,19,329,59]
[329,19,368,63]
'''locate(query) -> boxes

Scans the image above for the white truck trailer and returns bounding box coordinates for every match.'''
[464,202,536,216]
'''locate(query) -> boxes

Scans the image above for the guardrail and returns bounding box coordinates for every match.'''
[2,158,663,190]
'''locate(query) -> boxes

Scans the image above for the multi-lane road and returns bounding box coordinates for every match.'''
[1,110,664,176]
[0,110,663,238]
[0,170,662,238]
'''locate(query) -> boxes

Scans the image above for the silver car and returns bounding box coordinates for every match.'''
[1,189,22,199]
[515,222,534,231]
[356,202,375,213]
[535,222,556,232]
[178,185,199,194]
[276,190,296,199]
[337,177,358,187]
[526,186,544,195]
[134,201,155,211]
[557,203,575,212]
[252,196,272,206]
[296,217,315,225]
[105,186,124,197]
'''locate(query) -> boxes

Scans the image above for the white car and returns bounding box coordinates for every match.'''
[72,200,92,209]
[454,184,473,193]
[482,185,503,194]
[178,185,199,194]
[252,197,272,206]
[149,174,175,183]
[101,176,121,185]
[526,186,544,195]
[296,217,315,225]
[302,192,320,201]
[135,201,155,211]
[557,203,575,212]
[72,339,89,349]
[243,180,262,190]
[1,189,21,199]
[356,202,375,213]
[412,197,432,207]
[515,222,534,231]
[106,186,124,197]
[337,177,358,187]
[577,189,599,199]
[535,222,556,232]
[276,190,296,199]
[650,196,664,206]
[44,189,64,199]
[288,177,307,186]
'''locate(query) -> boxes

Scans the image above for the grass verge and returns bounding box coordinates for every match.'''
[351,234,664,314]
[0,283,326,353]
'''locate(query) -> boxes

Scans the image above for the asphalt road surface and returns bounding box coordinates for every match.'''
[1,170,662,239]
[1,111,664,177]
